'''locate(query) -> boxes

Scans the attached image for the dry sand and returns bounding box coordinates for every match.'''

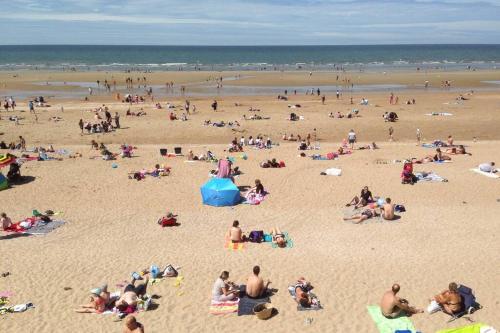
[1,70,499,333]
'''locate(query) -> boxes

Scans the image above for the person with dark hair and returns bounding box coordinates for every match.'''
[346,186,373,209]
[246,266,271,298]
[380,284,423,318]
[212,271,239,301]
[226,220,245,243]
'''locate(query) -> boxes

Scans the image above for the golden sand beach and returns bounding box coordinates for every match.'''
[1,70,499,332]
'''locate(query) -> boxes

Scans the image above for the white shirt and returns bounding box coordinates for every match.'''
[348,131,356,140]
[212,278,226,298]
[479,163,494,173]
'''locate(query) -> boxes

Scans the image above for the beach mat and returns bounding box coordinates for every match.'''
[367,305,415,333]
[237,286,270,316]
[24,220,66,235]
[209,299,239,315]
[470,168,499,179]
[224,240,245,251]
[436,323,488,333]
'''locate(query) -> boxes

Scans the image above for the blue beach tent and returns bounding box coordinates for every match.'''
[0,173,8,191]
[201,178,240,207]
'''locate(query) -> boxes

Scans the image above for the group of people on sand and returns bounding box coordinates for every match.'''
[212,266,272,301]
[203,120,240,128]
[231,136,273,151]
[169,111,188,121]
[226,220,288,248]
[381,282,471,319]
[328,109,360,119]
[344,186,396,223]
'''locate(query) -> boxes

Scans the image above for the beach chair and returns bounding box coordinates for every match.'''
[447,284,481,323]
[174,147,182,155]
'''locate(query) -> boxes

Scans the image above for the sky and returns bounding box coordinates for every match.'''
[0,0,499,45]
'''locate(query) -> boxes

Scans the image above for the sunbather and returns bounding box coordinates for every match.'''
[380,284,423,318]
[346,186,374,208]
[245,179,265,199]
[446,145,470,155]
[75,288,106,313]
[123,315,145,333]
[479,162,496,173]
[380,198,395,220]
[115,275,149,312]
[343,208,378,223]
[429,282,463,315]
[226,220,245,242]
[246,266,271,298]
[270,227,287,248]
[212,271,239,301]
[293,277,319,308]
[1,212,12,230]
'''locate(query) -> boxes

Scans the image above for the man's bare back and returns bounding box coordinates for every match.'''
[246,275,264,298]
[380,290,399,317]
[382,203,395,220]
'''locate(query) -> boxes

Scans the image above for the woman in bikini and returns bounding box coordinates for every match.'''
[270,227,287,248]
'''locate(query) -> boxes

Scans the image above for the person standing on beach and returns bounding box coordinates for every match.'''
[321,95,326,105]
[336,90,340,99]
[19,136,26,151]
[29,100,35,113]
[115,112,120,129]
[347,129,356,149]
[79,119,84,133]
[416,128,422,145]
[389,127,394,141]
[212,100,218,112]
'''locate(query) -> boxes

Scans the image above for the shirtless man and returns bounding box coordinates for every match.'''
[433,282,462,315]
[343,208,378,224]
[381,198,395,220]
[380,284,423,318]
[226,220,245,243]
[123,315,145,333]
[115,275,149,312]
[246,266,271,298]
[1,213,12,230]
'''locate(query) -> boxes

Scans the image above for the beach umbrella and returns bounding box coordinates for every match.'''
[0,154,17,169]
[200,178,240,207]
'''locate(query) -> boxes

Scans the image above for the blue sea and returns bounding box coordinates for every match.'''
[0,45,499,71]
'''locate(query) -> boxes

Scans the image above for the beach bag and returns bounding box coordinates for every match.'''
[395,205,406,212]
[458,284,477,311]
[279,161,286,168]
[326,152,335,160]
[249,230,264,243]
[163,264,178,277]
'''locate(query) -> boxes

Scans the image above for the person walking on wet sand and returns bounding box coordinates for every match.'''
[212,100,218,112]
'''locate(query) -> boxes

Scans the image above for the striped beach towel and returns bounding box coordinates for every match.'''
[224,240,245,251]
[209,299,239,315]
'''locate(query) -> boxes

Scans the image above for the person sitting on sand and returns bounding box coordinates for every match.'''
[246,179,265,198]
[246,266,271,298]
[380,284,423,318]
[380,198,395,220]
[1,212,13,230]
[433,148,451,162]
[346,186,374,208]
[115,274,149,313]
[212,271,239,302]
[343,208,379,224]
[445,145,470,155]
[428,282,462,315]
[479,162,496,173]
[75,288,106,313]
[270,227,287,248]
[123,315,144,333]
[226,220,246,243]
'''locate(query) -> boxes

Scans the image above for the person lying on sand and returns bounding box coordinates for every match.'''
[445,145,470,155]
[270,227,287,248]
[115,274,149,313]
[380,284,423,318]
[226,220,246,243]
[246,266,271,298]
[343,208,379,224]
[75,288,106,313]
[123,315,144,333]
[479,162,496,173]
[294,277,317,308]
[380,198,395,220]
[414,148,452,163]
[212,271,239,302]
[429,282,462,315]
[346,186,374,209]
